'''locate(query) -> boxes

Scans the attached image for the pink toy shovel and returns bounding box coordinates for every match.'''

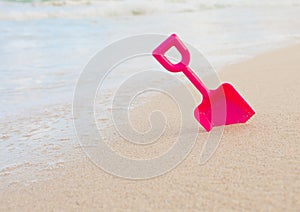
[152,34,255,131]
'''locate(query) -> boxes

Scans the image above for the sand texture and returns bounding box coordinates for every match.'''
[0,44,299,211]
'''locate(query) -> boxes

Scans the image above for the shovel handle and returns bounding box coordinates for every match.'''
[152,34,190,72]
[153,34,210,98]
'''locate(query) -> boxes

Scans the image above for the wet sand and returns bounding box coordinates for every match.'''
[1,44,299,210]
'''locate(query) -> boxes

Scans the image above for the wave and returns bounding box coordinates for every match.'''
[0,0,300,21]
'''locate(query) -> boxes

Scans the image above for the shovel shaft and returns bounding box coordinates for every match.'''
[182,66,210,99]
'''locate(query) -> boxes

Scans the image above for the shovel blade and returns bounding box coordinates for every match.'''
[194,83,255,131]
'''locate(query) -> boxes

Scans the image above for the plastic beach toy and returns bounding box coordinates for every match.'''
[152,34,255,131]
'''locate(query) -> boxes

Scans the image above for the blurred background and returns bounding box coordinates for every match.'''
[1,0,300,116]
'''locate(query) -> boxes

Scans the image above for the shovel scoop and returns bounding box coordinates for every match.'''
[152,34,255,132]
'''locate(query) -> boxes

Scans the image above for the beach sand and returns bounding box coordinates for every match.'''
[1,44,299,211]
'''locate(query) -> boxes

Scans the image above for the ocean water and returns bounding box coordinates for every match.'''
[1,0,300,116]
[1,0,300,186]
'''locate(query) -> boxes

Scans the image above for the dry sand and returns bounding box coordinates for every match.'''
[1,44,299,211]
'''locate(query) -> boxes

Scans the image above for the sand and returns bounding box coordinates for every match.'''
[1,44,299,211]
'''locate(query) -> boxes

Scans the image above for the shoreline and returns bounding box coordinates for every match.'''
[1,43,300,210]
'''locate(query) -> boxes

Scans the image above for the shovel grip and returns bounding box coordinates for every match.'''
[153,34,210,98]
[152,34,190,72]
